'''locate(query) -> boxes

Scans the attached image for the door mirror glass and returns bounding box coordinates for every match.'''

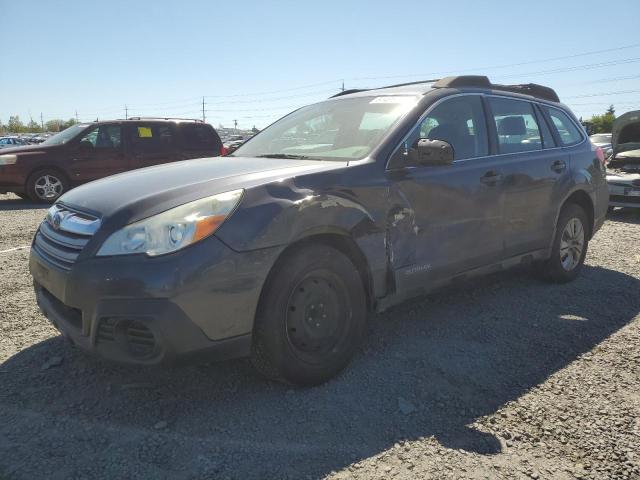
[410,138,454,166]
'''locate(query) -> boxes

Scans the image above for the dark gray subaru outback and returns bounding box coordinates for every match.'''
[29,76,608,385]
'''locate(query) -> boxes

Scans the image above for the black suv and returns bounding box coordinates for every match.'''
[29,76,608,385]
[0,118,224,202]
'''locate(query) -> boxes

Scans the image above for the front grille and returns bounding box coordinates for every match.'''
[610,194,640,204]
[33,204,99,271]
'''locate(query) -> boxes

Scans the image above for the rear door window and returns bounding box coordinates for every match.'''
[128,123,176,153]
[180,123,221,151]
[488,97,542,154]
[543,107,584,146]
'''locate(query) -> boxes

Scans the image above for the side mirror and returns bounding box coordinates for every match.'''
[410,138,454,166]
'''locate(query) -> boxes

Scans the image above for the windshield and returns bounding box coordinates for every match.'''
[42,124,90,146]
[590,134,611,143]
[232,95,420,160]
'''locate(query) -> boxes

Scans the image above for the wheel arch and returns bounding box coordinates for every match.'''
[255,231,376,318]
[560,189,595,239]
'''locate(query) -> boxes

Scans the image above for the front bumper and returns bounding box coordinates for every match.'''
[608,182,640,208]
[30,234,280,365]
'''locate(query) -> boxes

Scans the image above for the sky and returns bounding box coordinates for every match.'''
[2,0,640,129]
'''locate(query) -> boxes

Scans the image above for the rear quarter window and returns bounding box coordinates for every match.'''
[179,123,222,151]
[544,107,584,146]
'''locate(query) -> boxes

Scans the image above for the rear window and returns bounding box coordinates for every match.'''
[544,107,583,146]
[180,123,221,151]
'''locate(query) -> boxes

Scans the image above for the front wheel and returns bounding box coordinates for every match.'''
[251,244,367,386]
[26,169,69,203]
[535,203,589,283]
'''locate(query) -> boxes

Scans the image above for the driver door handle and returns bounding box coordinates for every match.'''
[480,170,503,185]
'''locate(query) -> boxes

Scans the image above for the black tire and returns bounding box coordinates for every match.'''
[26,169,69,203]
[535,203,589,283]
[250,244,367,386]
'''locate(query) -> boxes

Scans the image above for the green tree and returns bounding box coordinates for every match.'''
[8,116,25,133]
[45,119,63,132]
[588,106,616,134]
[62,118,79,129]
[26,120,42,133]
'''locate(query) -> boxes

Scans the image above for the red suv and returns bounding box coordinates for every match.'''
[0,118,224,202]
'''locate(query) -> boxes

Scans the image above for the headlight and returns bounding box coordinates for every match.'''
[0,154,17,165]
[97,189,243,257]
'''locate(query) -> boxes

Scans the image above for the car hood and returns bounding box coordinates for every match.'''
[60,156,348,224]
[615,148,640,159]
[606,170,640,183]
[0,144,50,154]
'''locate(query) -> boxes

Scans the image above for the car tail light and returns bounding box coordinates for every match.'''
[595,146,606,168]
[220,146,229,156]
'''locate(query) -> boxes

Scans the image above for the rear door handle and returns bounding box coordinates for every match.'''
[480,170,503,185]
[551,160,566,172]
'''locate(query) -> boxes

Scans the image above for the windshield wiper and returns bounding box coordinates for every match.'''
[255,153,311,159]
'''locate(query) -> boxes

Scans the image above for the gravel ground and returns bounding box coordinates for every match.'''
[0,192,639,480]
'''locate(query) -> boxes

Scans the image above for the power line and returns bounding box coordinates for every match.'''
[349,43,640,82]
[494,57,640,79]
[53,43,640,114]
[565,89,640,99]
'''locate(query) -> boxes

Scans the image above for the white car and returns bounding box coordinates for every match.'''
[590,133,612,158]
[607,150,640,209]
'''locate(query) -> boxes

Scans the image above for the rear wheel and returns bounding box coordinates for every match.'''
[250,244,367,386]
[27,169,68,203]
[535,203,589,283]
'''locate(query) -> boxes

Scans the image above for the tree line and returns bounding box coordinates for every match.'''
[0,116,79,135]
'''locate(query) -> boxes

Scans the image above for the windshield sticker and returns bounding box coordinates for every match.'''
[370,96,416,104]
[137,127,153,138]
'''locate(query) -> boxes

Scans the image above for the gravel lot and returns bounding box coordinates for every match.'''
[0,192,638,480]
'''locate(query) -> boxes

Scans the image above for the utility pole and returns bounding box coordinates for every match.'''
[75,110,79,123]
[40,112,44,131]
[202,96,206,122]
[125,105,128,120]
[233,119,238,133]
[341,80,345,92]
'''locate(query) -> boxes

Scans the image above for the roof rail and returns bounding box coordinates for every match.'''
[433,75,560,102]
[490,83,560,103]
[123,117,204,122]
[330,89,368,98]
[328,76,560,102]
[376,78,441,89]
[329,79,441,98]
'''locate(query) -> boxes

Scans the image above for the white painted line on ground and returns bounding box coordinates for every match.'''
[0,245,31,254]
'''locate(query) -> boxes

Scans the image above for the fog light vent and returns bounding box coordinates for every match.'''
[124,321,156,358]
